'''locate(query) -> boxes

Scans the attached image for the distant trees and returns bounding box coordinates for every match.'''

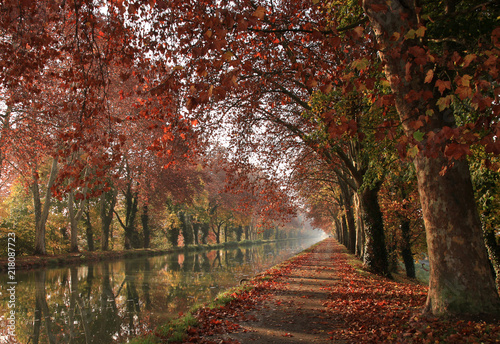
[0,149,308,254]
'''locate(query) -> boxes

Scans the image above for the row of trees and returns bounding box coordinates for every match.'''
[0,0,307,256]
[0,152,311,255]
[1,0,499,317]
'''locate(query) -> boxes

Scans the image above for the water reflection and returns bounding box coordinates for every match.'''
[0,238,320,343]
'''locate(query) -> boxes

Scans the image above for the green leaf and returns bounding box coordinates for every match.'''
[413,131,424,142]
[416,26,427,38]
[408,145,419,158]
[436,95,453,111]
[351,58,370,70]
[405,29,416,39]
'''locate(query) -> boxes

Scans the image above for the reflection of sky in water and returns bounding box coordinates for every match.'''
[0,238,322,343]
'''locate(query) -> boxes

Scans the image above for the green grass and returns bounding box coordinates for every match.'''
[207,285,253,309]
[127,334,159,344]
[126,284,254,344]
[156,312,198,342]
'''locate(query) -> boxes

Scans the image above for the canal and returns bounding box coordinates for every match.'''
[0,238,323,343]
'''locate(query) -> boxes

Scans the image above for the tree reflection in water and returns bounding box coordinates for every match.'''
[33,270,56,344]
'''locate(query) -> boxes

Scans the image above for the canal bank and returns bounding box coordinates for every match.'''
[129,237,338,344]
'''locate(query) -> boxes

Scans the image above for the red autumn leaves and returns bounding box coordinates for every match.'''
[171,239,500,343]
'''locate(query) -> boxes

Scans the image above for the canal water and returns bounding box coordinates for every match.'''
[0,238,322,343]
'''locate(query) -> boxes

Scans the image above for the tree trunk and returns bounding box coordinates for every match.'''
[334,217,342,241]
[215,225,221,244]
[483,220,500,288]
[236,225,243,241]
[416,155,500,314]
[179,211,194,246]
[100,187,118,251]
[126,186,139,249]
[353,193,365,259]
[340,181,356,253]
[83,209,94,252]
[345,201,357,254]
[340,214,348,248]
[168,225,180,247]
[193,222,200,245]
[210,209,222,244]
[360,184,391,277]
[32,177,44,255]
[115,183,139,249]
[68,165,89,253]
[0,106,12,182]
[142,204,150,249]
[201,223,209,244]
[481,202,500,288]
[33,157,59,255]
[244,225,249,241]
[68,190,87,253]
[364,0,500,315]
[400,219,416,278]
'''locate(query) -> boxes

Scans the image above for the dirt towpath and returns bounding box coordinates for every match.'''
[226,238,339,343]
[191,238,500,344]
[199,238,343,343]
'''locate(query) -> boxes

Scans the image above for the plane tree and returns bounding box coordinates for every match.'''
[0,0,139,253]
[362,0,500,315]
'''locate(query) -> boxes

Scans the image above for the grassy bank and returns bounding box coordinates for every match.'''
[128,285,254,344]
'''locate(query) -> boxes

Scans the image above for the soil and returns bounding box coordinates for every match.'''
[201,237,344,343]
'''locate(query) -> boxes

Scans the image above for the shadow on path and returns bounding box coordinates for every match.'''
[208,238,345,343]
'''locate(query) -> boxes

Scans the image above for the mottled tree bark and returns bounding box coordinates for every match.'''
[68,190,87,252]
[33,157,59,255]
[363,0,500,315]
[360,184,391,277]
[415,155,500,314]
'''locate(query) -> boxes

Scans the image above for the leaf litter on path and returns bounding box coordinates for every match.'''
[183,238,500,343]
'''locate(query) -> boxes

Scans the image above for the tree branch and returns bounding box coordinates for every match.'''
[113,210,126,230]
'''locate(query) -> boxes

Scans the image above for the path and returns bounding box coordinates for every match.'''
[193,238,499,344]
[202,238,343,343]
